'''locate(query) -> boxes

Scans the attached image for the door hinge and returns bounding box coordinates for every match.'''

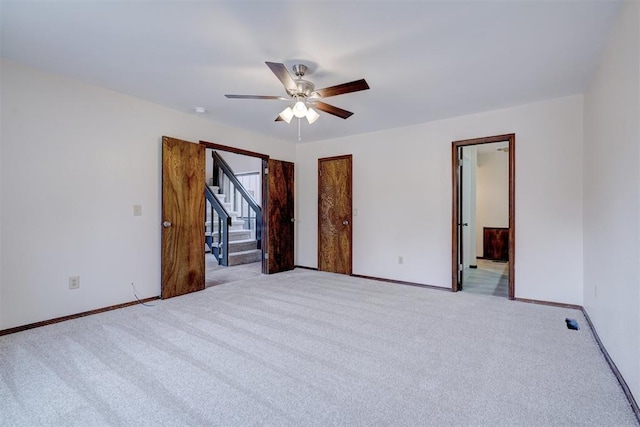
[265,253,269,259]
[264,167,269,175]
[459,264,463,272]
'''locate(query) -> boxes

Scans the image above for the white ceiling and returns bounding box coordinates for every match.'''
[0,1,622,143]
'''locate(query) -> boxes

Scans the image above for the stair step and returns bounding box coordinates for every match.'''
[228,249,261,266]
[228,239,258,253]
[210,229,252,242]
[206,223,246,233]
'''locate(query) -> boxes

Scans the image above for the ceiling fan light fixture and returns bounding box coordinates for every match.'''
[225,62,370,133]
[306,107,320,124]
[279,106,294,123]
[292,100,308,118]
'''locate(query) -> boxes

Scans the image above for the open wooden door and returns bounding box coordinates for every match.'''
[318,155,352,274]
[161,136,205,299]
[267,159,295,273]
[455,145,464,291]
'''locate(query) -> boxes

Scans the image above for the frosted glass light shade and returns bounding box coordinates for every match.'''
[292,100,308,118]
[306,107,320,124]
[279,106,294,123]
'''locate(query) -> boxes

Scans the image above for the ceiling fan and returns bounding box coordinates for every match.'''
[225,62,370,124]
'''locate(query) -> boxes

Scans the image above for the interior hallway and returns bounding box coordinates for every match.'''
[462,259,509,298]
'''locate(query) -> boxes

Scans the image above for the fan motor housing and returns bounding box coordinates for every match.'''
[288,79,315,98]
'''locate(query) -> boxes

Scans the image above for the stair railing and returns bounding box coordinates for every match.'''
[205,184,231,266]
[211,151,262,249]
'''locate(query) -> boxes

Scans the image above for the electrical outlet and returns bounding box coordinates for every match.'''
[69,276,80,290]
[133,204,142,216]
[398,256,404,265]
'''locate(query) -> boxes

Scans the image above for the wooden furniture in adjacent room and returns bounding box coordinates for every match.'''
[483,227,509,261]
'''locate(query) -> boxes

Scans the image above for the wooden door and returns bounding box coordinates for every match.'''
[267,159,295,273]
[161,136,205,299]
[318,155,352,274]
[456,146,464,290]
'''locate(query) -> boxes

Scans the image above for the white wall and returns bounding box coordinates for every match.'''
[222,152,262,175]
[583,0,640,401]
[0,61,295,329]
[476,150,509,257]
[206,151,263,184]
[296,94,584,305]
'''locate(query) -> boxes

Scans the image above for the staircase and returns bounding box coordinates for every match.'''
[206,185,261,266]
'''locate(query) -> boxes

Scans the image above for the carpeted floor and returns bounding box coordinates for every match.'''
[1,269,637,426]
[205,255,261,288]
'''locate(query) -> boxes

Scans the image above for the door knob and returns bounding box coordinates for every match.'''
[342,220,349,225]
[162,221,172,228]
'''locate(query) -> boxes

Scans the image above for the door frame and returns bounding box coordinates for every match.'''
[199,140,270,274]
[451,134,515,299]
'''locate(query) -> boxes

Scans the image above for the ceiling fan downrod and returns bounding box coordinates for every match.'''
[292,64,308,78]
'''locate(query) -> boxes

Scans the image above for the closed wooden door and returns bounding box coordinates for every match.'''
[318,155,352,274]
[267,159,295,273]
[161,136,205,299]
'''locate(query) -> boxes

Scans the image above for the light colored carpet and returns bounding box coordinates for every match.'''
[205,255,261,288]
[1,269,637,426]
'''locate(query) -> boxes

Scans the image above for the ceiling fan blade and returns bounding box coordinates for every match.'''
[225,94,289,100]
[314,101,354,119]
[275,115,284,122]
[313,79,370,98]
[265,62,298,93]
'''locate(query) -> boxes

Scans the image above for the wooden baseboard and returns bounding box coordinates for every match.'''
[582,308,640,424]
[294,265,318,271]
[294,266,449,291]
[351,274,451,292]
[514,297,582,310]
[0,296,160,337]
[476,257,509,262]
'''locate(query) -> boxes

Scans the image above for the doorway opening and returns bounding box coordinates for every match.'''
[199,140,296,284]
[452,134,515,299]
[200,141,268,287]
[205,149,263,287]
